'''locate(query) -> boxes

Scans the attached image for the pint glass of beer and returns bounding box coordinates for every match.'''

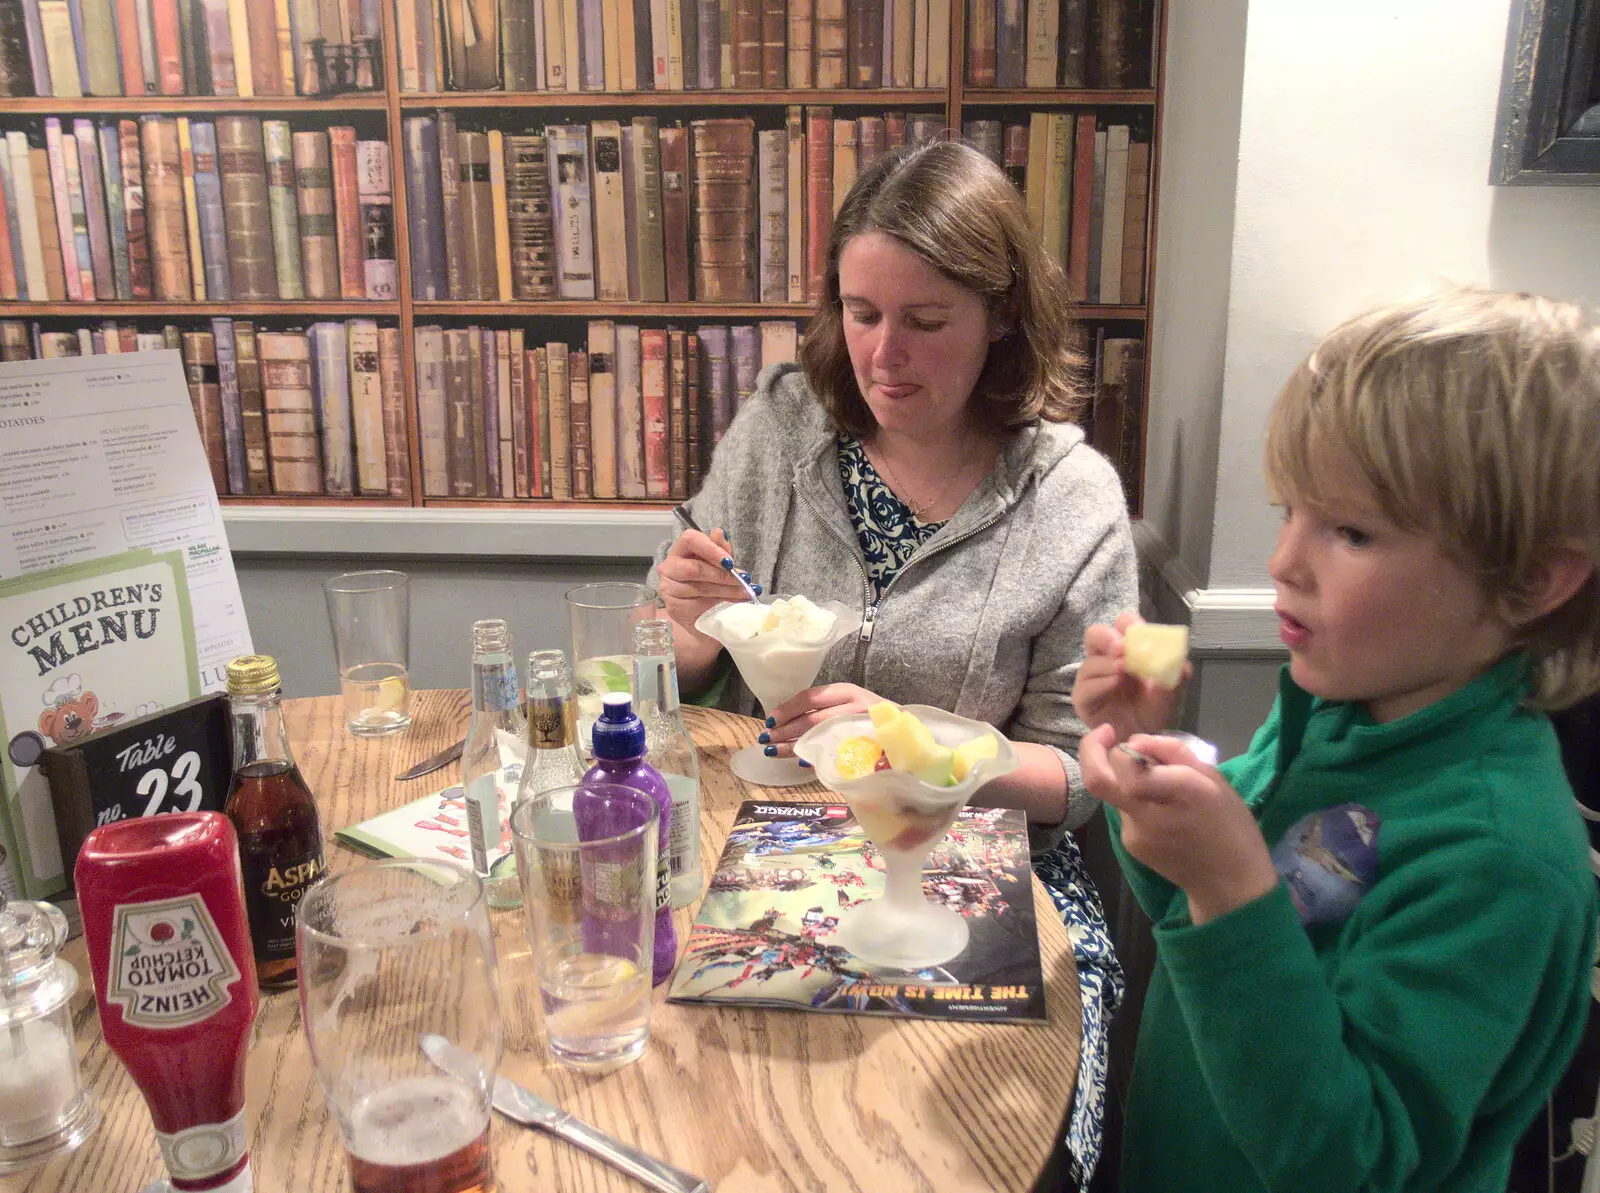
[296,860,501,1193]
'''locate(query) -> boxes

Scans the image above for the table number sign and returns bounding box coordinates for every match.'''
[38,694,233,881]
[0,547,201,899]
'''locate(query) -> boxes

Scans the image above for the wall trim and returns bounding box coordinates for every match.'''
[1133,521,1284,655]
[224,507,674,559]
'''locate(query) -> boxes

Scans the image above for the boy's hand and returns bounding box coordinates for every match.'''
[1073,612,1191,740]
[1079,724,1279,925]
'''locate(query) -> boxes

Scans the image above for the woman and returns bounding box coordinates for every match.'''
[652,139,1135,1186]
[652,139,1137,843]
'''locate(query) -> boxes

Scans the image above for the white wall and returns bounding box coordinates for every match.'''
[1203,0,1600,590]
[1139,0,1248,600]
[1144,0,1600,751]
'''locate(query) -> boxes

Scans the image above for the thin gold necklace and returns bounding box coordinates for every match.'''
[871,445,965,520]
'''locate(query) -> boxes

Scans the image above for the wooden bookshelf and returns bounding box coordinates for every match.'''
[3,0,1166,517]
[1,96,390,114]
[400,89,948,109]
[10,302,401,317]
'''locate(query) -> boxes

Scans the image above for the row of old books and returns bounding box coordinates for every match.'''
[0,116,395,302]
[399,0,955,92]
[0,317,412,501]
[1084,329,1143,512]
[965,0,1148,89]
[414,318,799,500]
[966,113,1148,304]
[0,0,384,96]
[403,107,951,307]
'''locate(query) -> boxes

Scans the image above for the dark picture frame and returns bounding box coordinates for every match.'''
[1491,0,1600,184]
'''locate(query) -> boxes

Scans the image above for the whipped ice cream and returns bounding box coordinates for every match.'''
[701,596,849,710]
[716,595,837,644]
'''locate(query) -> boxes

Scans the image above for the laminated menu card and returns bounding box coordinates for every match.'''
[667,800,1047,1023]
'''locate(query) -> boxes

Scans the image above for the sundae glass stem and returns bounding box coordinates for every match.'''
[882,851,927,910]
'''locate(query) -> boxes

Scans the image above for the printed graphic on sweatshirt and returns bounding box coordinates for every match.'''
[1270,803,1381,926]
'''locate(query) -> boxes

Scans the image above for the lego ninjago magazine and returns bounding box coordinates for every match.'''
[667,800,1047,1022]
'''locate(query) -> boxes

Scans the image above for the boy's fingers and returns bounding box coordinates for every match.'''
[1083,622,1126,656]
[1079,726,1133,810]
[1114,610,1145,634]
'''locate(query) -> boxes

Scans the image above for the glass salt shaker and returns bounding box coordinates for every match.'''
[0,895,99,1172]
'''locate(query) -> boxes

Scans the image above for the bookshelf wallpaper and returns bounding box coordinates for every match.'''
[0,0,1159,514]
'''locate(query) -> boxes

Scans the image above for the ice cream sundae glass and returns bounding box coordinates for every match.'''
[794,704,1018,970]
[694,595,862,787]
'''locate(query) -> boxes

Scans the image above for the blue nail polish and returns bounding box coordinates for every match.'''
[763,745,777,757]
[757,731,770,744]
[720,557,735,570]
[798,759,812,769]
[765,716,776,728]
[752,583,764,594]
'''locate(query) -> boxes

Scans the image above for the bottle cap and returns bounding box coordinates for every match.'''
[590,693,645,759]
[226,655,281,695]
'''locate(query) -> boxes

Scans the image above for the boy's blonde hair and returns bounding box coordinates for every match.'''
[1264,287,1600,710]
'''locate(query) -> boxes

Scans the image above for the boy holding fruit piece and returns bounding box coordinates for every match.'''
[1074,288,1600,1192]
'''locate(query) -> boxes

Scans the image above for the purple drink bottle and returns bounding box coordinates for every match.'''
[580,692,678,985]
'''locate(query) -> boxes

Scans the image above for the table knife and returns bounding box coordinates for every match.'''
[420,1034,708,1193]
[494,1074,709,1193]
[394,737,464,781]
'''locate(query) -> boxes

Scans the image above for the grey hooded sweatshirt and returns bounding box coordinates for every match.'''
[650,362,1138,836]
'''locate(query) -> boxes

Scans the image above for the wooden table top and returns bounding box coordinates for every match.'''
[2,689,1080,1193]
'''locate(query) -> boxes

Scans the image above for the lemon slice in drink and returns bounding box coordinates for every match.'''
[374,676,407,712]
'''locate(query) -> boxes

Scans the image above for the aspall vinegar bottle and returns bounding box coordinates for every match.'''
[223,654,326,990]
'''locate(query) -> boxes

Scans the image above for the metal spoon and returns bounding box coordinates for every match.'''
[1116,730,1220,769]
[671,505,762,603]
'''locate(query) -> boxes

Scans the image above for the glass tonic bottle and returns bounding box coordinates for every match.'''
[633,619,702,907]
[462,619,526,910]
[224,654,325,990]
[515,648,585,814]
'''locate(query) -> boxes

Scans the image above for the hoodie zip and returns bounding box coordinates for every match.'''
[792,477,1012,687]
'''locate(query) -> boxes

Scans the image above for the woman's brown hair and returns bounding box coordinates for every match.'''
[798,139,1087,438]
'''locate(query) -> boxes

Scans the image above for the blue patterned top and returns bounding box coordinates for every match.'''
[836,436,946,600]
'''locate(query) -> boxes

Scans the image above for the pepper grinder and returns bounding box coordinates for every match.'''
[0,894,99,1172]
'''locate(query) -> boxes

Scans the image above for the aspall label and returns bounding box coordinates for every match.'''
[107,894,243,1028]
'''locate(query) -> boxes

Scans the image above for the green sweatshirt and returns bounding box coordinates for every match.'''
[1111,656,1597,1192]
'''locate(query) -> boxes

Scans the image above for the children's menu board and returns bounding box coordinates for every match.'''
[0,352,253,896]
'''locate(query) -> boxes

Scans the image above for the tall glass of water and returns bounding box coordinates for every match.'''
[323,569,412,737]
[511,783,657,1072]
[296,860,501,1193]
[565,582,659,755]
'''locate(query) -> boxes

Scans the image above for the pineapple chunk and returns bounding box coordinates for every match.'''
[835,735,884,780]
[952,733,999,781]
[1124,623,1190,689]
[874,706,957,786]
[867,701,902,730]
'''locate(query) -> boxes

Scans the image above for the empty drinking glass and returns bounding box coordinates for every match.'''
[323,570,412,737]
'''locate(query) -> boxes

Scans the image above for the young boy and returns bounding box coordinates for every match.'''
[1074,288,1600,1192]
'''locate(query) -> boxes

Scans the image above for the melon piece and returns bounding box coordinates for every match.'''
[952,733,999,781]
[911,744,956,788]
[1124,623,1190,689]
[835,735,884,780]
